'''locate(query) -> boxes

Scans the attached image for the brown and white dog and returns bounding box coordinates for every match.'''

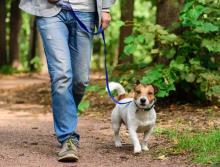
[109,81,158,154]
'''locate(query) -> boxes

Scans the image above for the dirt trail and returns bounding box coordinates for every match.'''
[0,74,204,167]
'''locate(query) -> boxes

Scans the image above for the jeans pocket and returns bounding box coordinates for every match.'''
[73,12,96,34]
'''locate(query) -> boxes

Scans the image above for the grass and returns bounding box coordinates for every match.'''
[154,128,220,165]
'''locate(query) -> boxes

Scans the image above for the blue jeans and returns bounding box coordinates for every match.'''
[36,10,96,144]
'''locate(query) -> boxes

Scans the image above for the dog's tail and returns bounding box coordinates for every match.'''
[107,82,126,100]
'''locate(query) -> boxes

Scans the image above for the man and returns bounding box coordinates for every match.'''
[19,0,115,162]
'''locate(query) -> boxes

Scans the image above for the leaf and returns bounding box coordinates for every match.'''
[195,22,219,33]
[202,38,220,52]
[137,35,145,43]
[151,49,159,54]
[189,5,206,20]
[86,85,100,92]
[181,1,194,13]
[78,100,90,113]
[176,56,186,64]
[124,36,135,44]
[189,58,200,66]
[161,48,176,59]
[124,44,137,55]
[160,34,178,43]
[211,85,220,97]
[170,60,186,72]
[157,155,168,160]
[156,90,168,98]
[185,73,196,83]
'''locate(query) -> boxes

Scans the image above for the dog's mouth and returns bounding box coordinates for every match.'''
[135,99,153,109]
[140,102,147,106]
[135,102,148,108]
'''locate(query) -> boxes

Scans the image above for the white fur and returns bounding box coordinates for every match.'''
[109,82,156,154]
[107,82,126,95]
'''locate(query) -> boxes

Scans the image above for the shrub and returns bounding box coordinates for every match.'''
[118,0,220,101]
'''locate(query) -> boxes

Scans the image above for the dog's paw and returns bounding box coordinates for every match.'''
[134,146,142,154]
[141,145,149,151]
[115,141,122,147]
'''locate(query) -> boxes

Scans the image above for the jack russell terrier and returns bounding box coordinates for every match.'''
[108,81,158,154]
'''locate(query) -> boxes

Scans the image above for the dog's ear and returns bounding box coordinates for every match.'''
[152,85,159,94]
[135,80,141,85]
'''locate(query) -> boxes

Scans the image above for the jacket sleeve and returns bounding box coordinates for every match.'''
[102,0,116,9]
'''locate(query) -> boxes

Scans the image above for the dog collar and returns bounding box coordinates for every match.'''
[135,99,157,112]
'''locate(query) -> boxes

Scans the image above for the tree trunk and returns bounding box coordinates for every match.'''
[28,16,38,71]
[0,0,7,66]
[156,0,184,30]
[155,0,184,64]
[9,0,22,68]
[118,0,134,64]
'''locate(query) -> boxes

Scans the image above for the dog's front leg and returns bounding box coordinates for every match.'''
[142,126,154,151]
[128,127,141,154]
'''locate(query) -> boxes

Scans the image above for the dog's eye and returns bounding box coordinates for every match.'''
[148,92,153,95]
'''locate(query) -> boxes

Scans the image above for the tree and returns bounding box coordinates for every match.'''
[9,0,22,68]
[0,0,7,66]
[156,0,184,30]
[118,0,134,64]
[155,0,184,64]
[28,17,37,71]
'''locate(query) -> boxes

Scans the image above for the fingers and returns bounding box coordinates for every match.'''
[101,12,112,29]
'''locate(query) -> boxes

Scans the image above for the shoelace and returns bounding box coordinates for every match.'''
[66,138,79,149]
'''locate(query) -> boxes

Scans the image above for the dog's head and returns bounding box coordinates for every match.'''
[133,80,158,109]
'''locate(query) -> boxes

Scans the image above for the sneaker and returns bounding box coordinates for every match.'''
[58,138,79,162]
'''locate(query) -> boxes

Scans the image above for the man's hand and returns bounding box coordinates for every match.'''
[101,12,111,29]
[48,0,59,4]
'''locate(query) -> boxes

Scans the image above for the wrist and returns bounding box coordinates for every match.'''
[102,8,110,13]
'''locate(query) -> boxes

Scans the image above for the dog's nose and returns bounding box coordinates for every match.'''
[140,98,146,103]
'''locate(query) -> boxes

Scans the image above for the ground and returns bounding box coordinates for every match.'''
[0,73,219,167]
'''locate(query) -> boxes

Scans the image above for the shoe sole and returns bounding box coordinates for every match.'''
[58,154,79,162]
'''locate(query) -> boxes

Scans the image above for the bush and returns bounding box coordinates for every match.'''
[118,0,220,102]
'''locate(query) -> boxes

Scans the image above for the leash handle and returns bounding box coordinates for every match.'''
[57,0,132,105]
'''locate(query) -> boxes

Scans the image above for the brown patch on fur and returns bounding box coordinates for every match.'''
[118,83,157,103]
[118,92,134,100]
[118,94,126,100]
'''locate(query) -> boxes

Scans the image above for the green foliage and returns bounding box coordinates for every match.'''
[30,56,43,72]
[19,13,32,71]
[0,65,17,74]
[96,0,156,68]
[120,0,220,101]
[78,100,90,114]
[86,85,101,92]
[141,65,176,97]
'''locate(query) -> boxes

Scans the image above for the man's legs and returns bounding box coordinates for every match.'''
[36,10,79,145]
[67,11,96,107]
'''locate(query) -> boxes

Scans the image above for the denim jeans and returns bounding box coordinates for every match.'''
[36,10,96,144]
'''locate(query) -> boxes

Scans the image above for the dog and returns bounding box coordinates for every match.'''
[109,81,158,154]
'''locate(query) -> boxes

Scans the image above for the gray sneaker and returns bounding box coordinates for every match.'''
[58,138,79,162]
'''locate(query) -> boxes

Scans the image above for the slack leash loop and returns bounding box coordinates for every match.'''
[56,0,132,105]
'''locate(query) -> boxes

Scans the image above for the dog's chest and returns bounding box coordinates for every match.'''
[134,110,156,133]
[136,125,151,133]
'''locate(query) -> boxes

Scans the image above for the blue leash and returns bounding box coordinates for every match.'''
[57,1,132,105]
